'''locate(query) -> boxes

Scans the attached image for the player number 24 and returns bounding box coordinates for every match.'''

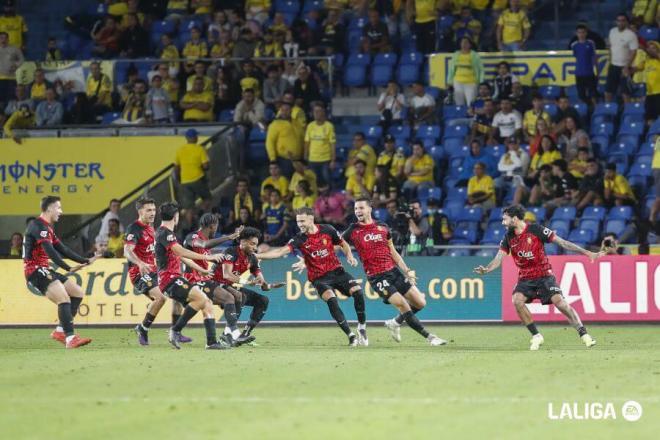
[376,280,390,292]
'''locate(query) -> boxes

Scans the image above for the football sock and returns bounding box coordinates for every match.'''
[203,318,217,345]
[395,306,421,325]
[326,296,351,336]
[401,310,429,338]
[172,313,180,326]
[141,313,156,330]
[172,306,197,332]
[224,303,239,331]
[70,297,82,317]
[576,326,587,337]
[352,290,366,325]
[57,303,74,337]
[526,323,539,336]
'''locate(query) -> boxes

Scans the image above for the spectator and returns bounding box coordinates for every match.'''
[491,98,522,142]
[491,61,519,102]
[266,101,302,176]
[314,184,348,227]
[293,64,322,112]
[406,200,431,255]
[261,189,290,250]
[652,136,660,223]
[280,91,307,139]
[568,20,606,50]
[452,6,483,48]
[226,206,260,233]
[234,88,265,129]
[402,141,435,198]
[496,135,530,196]
[529,135,563,175]
[210,29,234,58]
[234,177,255,221]
[292,180,317,210]
[233,28,258,59]
[458,139,498,184]
[600,232,627,255]
[238,59,263,96]
[525,164,556,206]
[153,63,180,104]
[186,61,212,92]
[96,198,123,243]
[29,68,51,103]
[145,75,174,124]
[35,88,63,127]
[263,65,289,109]
[406,0,439,54]
[158,34,180,77]
[271,12,289,36]
[384,199,400,229]
[544,159,579,211]
[603,163,636,207]
[556,115,591,161]
[315,9,344,55]
[469,82,493,116]
[509,81,531,113]
[281,60,298,85]
[182,27,208,74]
[245,0,271,25]
[0,31,22,104]
[637,40,660,124]
[86,61,113,117]
[522,94,551,141]
[573,158,603,210]
[106,218,125,258]
[118,13,149,57]
[191,0,212,15]
[345,131,377,179]
[304,103,336,187]
[377,134,406,180]
[261,162,290,204]
[362,9,391,54]
[345,159,374,200]
[372,164,399,208]
[7,231,22,258]
[497,0,531,51]
[377,80,406,131]
[113,79,147,124]
[289,159,318,201]
[427,198,452,251]
[3,103,33,143]
[91,16,120,58]
[528,117,555,157]
[0,3,27,49]
[471,98,497,145]
[208,10,230,41]
[66,92,94,124]
[5,84,32,115]
[605,13,638,102]
[214,66,236,112]
[568,147,590,179]
[254,29,284,60]
[571,24,599,106]
[467,161,496,210]
[409,81,436,128]
[174,129,212,211]
[447,36,484,107]
[180,77,214,122]
[45,36,62,61]
[552,95,581,132]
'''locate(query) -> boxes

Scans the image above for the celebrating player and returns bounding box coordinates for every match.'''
[155,202,229,350]
[474,205,601,350]
[344,198,445,346]
[126,196,193,346]
[212,227,273,344]
[24,196,98,349]
[257,207,368,346]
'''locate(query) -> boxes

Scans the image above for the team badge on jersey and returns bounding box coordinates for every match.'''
[527,237,532,244]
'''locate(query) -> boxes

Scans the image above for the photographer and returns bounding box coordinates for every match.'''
[405,200,430,255]
[600,232,628,255]
[427,198,452,255]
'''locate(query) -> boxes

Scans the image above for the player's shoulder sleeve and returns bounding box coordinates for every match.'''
[340,223,356,245]
[287,233,305,251]
[29,220,52,244]
[529,223,555,243]
[377,222,392,240]
[158,228,178,248]
[124,222,142,244]
[320,224,342,244]
[499,231,511,254]
[183,232,197,249]
[223,246,237,264]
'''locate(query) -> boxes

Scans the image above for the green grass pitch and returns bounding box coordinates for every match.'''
[0,325,658,439]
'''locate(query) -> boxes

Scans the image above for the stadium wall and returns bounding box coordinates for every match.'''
[1,256,659,325]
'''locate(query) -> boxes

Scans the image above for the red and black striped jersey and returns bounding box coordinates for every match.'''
[155,226,182,290]
[500,223,555,280]
[342,221,395,276]
[212,245,260,285]
[287,224,343,281]
[125,220,156,283]
[23,217,59,277]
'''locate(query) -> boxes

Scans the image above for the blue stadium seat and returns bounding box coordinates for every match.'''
[447,248,471,257]
[344,65,367,86]
[573,102,588,119]
[622,114,644,126]
[649,118,660,135]
[249,127,267,142]
[626,175,648,191]
[551,206,576,221]
[527,206,547,221]
[568,229,595,244]
[373,52,398,66]
[549,219,570,231]
[443,105,468,120]
[604,219,627,237]
[543,103,558,118]
[539,86,561,100]
[347,53,371,66]
[486,144,506,159]
[152,20,176,35]
[400,51,424,65]
[591,114,613,126]
[616,134,640,149]
[590,135,610,155]
[429,145,445,161]
[443,138,465,157]
[488,207,504,222]
[445,186,467,202]
[275,0,300,13]
[218,109,235,122]
[590,122,614,137]
[638,141,654,156]
[639,25,659,41]
[623,102,645,116]
[373,208,388,221]
[180,18,202,32]
[544,243,560,255]
[609,140,636,156]
[388,125,410,138]
[629,163,652,177]
[474,248,498,258]
[370,65,393,86]
[417,124,441,141]
[618,121,645,136]
[364,125,383,140]
[443,124,469,140]
[582,206,606,221]
[565,86,578,100]
[579,219,601,236]
[481,226,506,244]
[593,102,618,117]
[101,112,121,124]
[608,206,633,221]
[635,154,653,166]
[426,86,441,101]
[425,186,442,201]
[302,0,323,12]
[457,206,482,223]
[396,64,419,85]
[452,227,477,244]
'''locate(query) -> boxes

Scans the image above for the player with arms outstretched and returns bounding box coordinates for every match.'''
[258,207,368,346]
[24,196,98,348]
[126,196,192,345]
[474,205,602,350]
[342,198,446,346]
[155,202,229,350]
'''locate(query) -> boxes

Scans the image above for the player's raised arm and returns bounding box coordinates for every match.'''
[338,239,358,267]
[171,242,223,262]
[53,241,91,265]
[181,257,212,276]
[255,245,291,260]
[553,234,603,261]
[41,241,72,271]
[387,239,416,283]
[192,226,243,249]
[474,250,506,275]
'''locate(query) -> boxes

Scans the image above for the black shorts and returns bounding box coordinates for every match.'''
[514,276,563,305]
[195,280,223,301]
[26,268,68,296]
[311,267,359,297]
[163,277,194,305]
[368,268,412,304]
[181,177,211,209]
[605,65,623,94]
[132,272,158,296]
[239,287,268,307]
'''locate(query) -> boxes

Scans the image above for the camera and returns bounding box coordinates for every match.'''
[603,238,613,248]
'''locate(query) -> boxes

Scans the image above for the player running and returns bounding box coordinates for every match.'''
[474,205,602,350]
[257,207,368,346]
[126,196,193,346]
[211,227,273,344]
[24,196,98,349]
[155,202,229,350]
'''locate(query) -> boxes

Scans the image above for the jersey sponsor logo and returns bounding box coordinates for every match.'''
[310,249,330,258]
[167,234,176,242]
[517,250,534,259]
[364,233,384,242]
[126,234,135,241]
[146,244,155,253]
[40,231,48,238]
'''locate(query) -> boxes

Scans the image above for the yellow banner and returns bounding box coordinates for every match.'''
[0,260,208,325]
[0,136,192,215]
[429,50,609,89]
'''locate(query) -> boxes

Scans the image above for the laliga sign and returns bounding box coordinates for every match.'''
[502,256,660,322]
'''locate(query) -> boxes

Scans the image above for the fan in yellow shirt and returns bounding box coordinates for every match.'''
[603,163,636,205]
[182,27,208,73]
[292,180,317,210]
[185,61,213,92]
[180,77,214,121]
[289,160,318,202]
[0,9,27,48]
[345,132,377,178]
[261,162,290,203]
[345,160,375,199]
[497,2,531,49]
[523,97,551,139]
[402,142,435,196]
[159,34,180,74]
[266,102,303,162]
[467,162,496,209]
[86,62,113,108]
[305,105,336,164]
[530,136,563,171]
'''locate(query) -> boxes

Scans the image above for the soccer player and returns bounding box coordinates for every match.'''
[212,227,272,343]
[343,198,445,346]
[257,207,368,346]
[24,196,97,349]
[155,202,229,350]
[474,205,601,350]
[183,214,255,346]
[125,196,195,346]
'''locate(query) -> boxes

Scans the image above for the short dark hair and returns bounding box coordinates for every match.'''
[576,24,588,31]
[159,202,179,221]
[135,196,155,210]
[503,204,526,221]
[263,184,275,192]
[200,213,219,228]
[354,131,365,140]
[355,197,371,206]
[108,218,120,226]
[296,207,314,216]
[110,198,120,205]
[237,177,249,185]
[552,159,568,172]
[41,195,61,212]
[410,199,421,206]
[578,147,590,153]
[243,88,254,94]
[270,188,281,197]
[539,164,552,173]
[497,61,510,71]
[239,226,262,241]
[354,159,367,167]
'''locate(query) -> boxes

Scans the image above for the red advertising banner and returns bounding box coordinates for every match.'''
[502,256,660,322]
